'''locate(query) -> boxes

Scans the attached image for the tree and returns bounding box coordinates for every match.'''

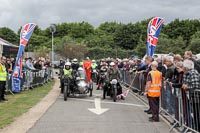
[55,36,87,60]
[163,19,200,43]
[157,34,186,55]
[84,29,114,48]
[68,22,94,40]
[27,34,50,52]
[133,37,146,57]
[0,27,18,44]
[98,22,123,34]
[187,31,200,54]
[114,23,143,50]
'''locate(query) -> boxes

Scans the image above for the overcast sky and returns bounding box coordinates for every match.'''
[0,0,200,32]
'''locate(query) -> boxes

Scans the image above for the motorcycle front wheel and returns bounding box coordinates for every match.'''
[64,79,70,101]
[64,86,68,101]
[113,86,117,102]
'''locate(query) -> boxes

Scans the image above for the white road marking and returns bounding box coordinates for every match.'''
[88,98,109,115]
[68,98,146,108]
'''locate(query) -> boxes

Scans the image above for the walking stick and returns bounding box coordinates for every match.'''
[128,72,137,90]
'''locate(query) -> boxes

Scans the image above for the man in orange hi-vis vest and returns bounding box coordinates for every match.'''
[144,61,162,122]
[83,57,92,83]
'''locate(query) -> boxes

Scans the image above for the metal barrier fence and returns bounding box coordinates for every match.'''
[120,70,200,133]
[6,68,53,93]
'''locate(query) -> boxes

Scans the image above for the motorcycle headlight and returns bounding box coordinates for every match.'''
[111,79,118,84]
[78,82,87,87]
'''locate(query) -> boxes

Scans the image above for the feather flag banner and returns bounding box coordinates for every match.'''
[146,17,164,56]
[12,23,36,92]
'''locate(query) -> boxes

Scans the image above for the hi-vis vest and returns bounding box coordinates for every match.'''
[91,63,97,69]
[63,69,72,78]
[147,70,162,97]
[0,63,7,81]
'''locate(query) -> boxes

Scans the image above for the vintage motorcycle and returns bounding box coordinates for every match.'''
[103,79,120,102]
[63,75,71,101]
[98,71,107,89]
[91,68,98,82]
[63,67,93,101]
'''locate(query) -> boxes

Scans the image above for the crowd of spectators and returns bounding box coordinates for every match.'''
[96,51,200,131]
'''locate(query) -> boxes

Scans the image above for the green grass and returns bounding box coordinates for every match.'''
[0,80,55,129]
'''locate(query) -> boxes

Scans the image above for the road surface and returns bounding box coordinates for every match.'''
[28,83,174,133]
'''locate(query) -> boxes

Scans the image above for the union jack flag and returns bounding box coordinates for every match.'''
[146,17,164,56]
[20,23,36,46]
[12,23,36,93]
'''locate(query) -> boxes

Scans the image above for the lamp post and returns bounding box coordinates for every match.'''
[50,24,56,78]
[50,24,56,67]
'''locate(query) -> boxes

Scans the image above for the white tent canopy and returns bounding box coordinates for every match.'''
[0,38,18,47]
[0,38,19,57]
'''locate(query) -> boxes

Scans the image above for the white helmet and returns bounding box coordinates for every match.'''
[65,62,71,66]
[92,60,96,63]
[110,62,115,66]
[73,58,78,62]
[78,67,84,71]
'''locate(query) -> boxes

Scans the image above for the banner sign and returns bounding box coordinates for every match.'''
[12,23,36,92]
[146,17,164,56]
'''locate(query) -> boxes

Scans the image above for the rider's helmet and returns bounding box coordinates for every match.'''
[78,67,84,71]
[72,58,78,64]
[110,62,115,66]
[92,60,96,63]
[65,62,71,69]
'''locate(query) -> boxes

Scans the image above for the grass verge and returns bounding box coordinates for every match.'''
[0,80,55,129]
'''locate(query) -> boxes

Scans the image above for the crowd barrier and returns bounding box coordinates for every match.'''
[120,70,200,133]
[6,67,53,93]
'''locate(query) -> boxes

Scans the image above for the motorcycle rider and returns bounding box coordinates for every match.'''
[59,60,65,86]
[104,62,123,98]
[71,58,80,80]
[96,59,106,85]
[91,60,98,82]
[91,60,97,69]
[71,58,80,71]
[97,62,108,90]
[61,62,73,93]
[83,57,92,83]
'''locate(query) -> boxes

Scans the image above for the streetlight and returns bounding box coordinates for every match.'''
[50,24,56,66]
[50,24,56,78]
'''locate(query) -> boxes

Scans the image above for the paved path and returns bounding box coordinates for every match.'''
[28,83,174,133]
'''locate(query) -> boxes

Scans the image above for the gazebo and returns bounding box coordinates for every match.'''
[0,38,18,57]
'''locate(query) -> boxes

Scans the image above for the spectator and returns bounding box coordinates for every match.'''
[164,56,175,80]
[137,56,153,73]
[170,61,184,126]
[182,59,200,132]
[184,51,200,73]
[25,57,35,90]
[173,54,183,64]
[118,59,124,69]
[137,56,153,114]
[34,60,43,70]
[25,57,35,70]
[11,58,15,70]
[6,58,13,74]
[0,56,8,102]
[45,58,51,67]
[145,61,162,122]
[135,59,145,70]
[163,55,175,114]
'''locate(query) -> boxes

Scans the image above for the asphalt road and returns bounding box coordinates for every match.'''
[28,83,174,133]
